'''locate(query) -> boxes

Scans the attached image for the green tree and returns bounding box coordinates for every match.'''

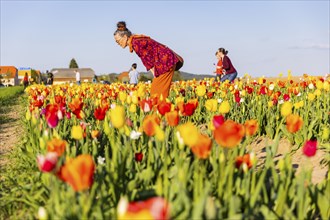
[31,69,40,84]
[139,74,151,82]
[69,58,79,68]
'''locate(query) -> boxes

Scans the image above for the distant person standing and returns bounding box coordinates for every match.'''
[214,49,224,80]
[23,72,29,89]
[128,63,139,85]
[75,70,81,85]
[92,75,98,84]
[218,48,237,83]
[46,71,54,85]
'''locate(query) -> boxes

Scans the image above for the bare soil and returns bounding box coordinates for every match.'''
[249,137,328,184]
[0,102,24,169]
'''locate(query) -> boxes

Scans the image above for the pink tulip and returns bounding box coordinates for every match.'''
[302,140,317,157]
[37,152,58,172]
[213,115,225,128]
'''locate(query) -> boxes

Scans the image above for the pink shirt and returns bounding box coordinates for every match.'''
[129,35,182,77]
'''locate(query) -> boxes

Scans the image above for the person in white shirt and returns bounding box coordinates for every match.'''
[128,63,139,85]
[74,70,81,85]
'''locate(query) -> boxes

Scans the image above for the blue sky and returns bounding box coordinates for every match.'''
[1,0,329,77]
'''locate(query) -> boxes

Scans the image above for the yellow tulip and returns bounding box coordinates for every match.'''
[119,92,127,103]
[132,95,139,104]
[208,121,215,131]
[110,105,125,128]
[196,85,206,97]
[205,99,218,112]
[129,104,137,113]
[281,102,292,117]
[126,96,132,104]
[219,101,230,114]
[177,122,199,147]
[323,81,329,91]
[294,101,304,109]
[137,85,146,97]
[307,93,315,101]
[175,96,184,105]
[155,126,165,141]
[268,101,273,108]
[316,80,323,90]
[71,125,83,140]
[314,89,321,96]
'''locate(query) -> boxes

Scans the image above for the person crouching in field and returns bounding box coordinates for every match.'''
[217,48,238,83]
[214,50,224,81]
[114,21,184,99]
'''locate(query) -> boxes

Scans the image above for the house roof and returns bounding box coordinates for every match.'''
[0,66,17,78]
[50,68,95,78]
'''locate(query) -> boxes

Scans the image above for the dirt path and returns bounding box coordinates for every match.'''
[0,101,24,168]
[249,137,328,184]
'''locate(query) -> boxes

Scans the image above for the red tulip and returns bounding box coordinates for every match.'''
[135,152,143,162]
[157,101,172,116]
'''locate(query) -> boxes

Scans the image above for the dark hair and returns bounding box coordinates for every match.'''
[132,63,137,69]
[114,21,132,37]
[218,48,228,55]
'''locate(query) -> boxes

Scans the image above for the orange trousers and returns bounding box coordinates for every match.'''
[150,66,175,99]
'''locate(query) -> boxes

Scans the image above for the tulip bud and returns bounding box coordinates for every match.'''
[322,127,329,140]
[242,163,249,173]
[26,110,31,120]
[117,197,129,218]
[278,158,285,171]
[39,137,46,150]
[37,207,48,220]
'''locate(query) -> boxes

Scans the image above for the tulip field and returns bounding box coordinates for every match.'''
[1,74,330,219]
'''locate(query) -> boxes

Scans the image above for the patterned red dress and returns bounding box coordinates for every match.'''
[128,35,183,98]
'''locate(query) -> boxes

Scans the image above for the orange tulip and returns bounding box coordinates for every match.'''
[244,119,258,136]
[286,114,303,133]
[213,120,245,148]
[47,138,67,156]
[165,110,180,126]
[91,130,100,139]
[68,97,83,112]
[235,153,255,170]
[190,134,212,159]
[68,98,84,119]
[60,154,95,191]
[142,114,160,136]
